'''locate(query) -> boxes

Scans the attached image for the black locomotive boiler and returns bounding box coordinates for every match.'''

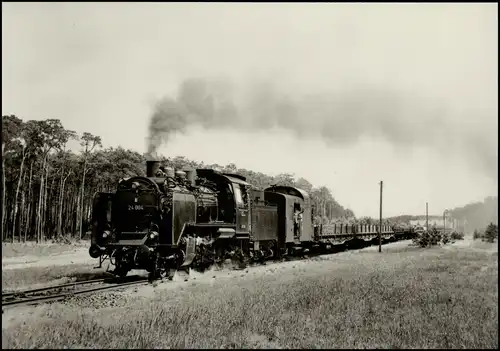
[90,160,414,280]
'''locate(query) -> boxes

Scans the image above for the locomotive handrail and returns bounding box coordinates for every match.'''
[118,176,161,193]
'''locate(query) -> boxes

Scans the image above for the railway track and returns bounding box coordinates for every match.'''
[2,238,411,310]
[2,276,149,309]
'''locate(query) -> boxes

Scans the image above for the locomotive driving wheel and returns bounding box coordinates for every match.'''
[149,253,169,282]
[113,264,129,278]
[148,252,182,282]
[231,248,248,270]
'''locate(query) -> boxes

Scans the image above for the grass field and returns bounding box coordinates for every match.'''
[2,241,89,259]
[2,240,102,291]
[1,263,113,291]
[2,238,497,349]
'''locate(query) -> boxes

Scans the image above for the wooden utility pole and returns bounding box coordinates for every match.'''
[426,202,429,232]
[379,181,383,253]
[443,209,447,234]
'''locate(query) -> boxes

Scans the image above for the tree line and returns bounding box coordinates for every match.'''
[2,115,360,243]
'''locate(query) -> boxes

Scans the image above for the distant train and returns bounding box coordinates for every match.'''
[90,160,416,280]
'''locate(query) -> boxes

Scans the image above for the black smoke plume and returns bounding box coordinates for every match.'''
[147,77,497,180]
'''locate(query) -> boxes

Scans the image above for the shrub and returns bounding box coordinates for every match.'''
[441,231,450,245]
[430,228,442,245]
[451,231,464,240]
[413,229,442,248]
[413,231,428,247]
[473,230,482,240]
[483,223,498,243]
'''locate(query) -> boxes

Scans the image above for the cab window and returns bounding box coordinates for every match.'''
[232,183,248,207]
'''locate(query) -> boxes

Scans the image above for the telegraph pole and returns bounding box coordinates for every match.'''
[443,210,446,234]
[379,181,383,253]
[426,202,429,232]
[443,209,447,234]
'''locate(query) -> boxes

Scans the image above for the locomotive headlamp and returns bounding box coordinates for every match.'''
[149,231,159,240]
[102,230,111,239]
[131,182,139,189]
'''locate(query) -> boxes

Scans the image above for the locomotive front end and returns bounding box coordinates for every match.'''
[112,177,160,243]
[109,172,163,276]
[89,160,166,276]
[90,159,205,279]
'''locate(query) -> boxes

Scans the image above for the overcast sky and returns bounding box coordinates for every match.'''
[2,3,497,218]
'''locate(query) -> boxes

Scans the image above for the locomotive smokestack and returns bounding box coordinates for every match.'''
[146,160,161,177]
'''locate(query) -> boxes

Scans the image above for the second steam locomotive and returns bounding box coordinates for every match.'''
[90,160,414,280]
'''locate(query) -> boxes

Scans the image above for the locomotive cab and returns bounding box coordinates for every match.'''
[232,181,251,236]
[217,182,236,223]
[264,185,314,244]
[195,169,252,238]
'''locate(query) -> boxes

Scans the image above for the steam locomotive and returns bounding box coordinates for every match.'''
[90,160,415,281]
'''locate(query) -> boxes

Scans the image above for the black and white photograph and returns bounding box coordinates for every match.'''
[2,2,498,349]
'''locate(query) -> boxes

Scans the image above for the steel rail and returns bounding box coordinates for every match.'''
[2,278,109,299]
[2,236,413,310]
[2,279,149,308]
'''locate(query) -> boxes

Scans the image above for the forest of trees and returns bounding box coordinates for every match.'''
[2,115,361,243]
[5,115,492,243]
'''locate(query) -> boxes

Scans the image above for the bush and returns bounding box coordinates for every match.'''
[451,231,465,241]
[430,228,442,245]
[441,231,450,245]
[473,230,482,240]
[413,229,442,248]
[413,231,428,247]
[483,223,498,243]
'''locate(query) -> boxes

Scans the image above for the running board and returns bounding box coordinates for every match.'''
[217,228,236,239]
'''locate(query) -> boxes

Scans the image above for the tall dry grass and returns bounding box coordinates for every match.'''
[2,240,89,259]
[1,264,112,291]
[2,241,497,349]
